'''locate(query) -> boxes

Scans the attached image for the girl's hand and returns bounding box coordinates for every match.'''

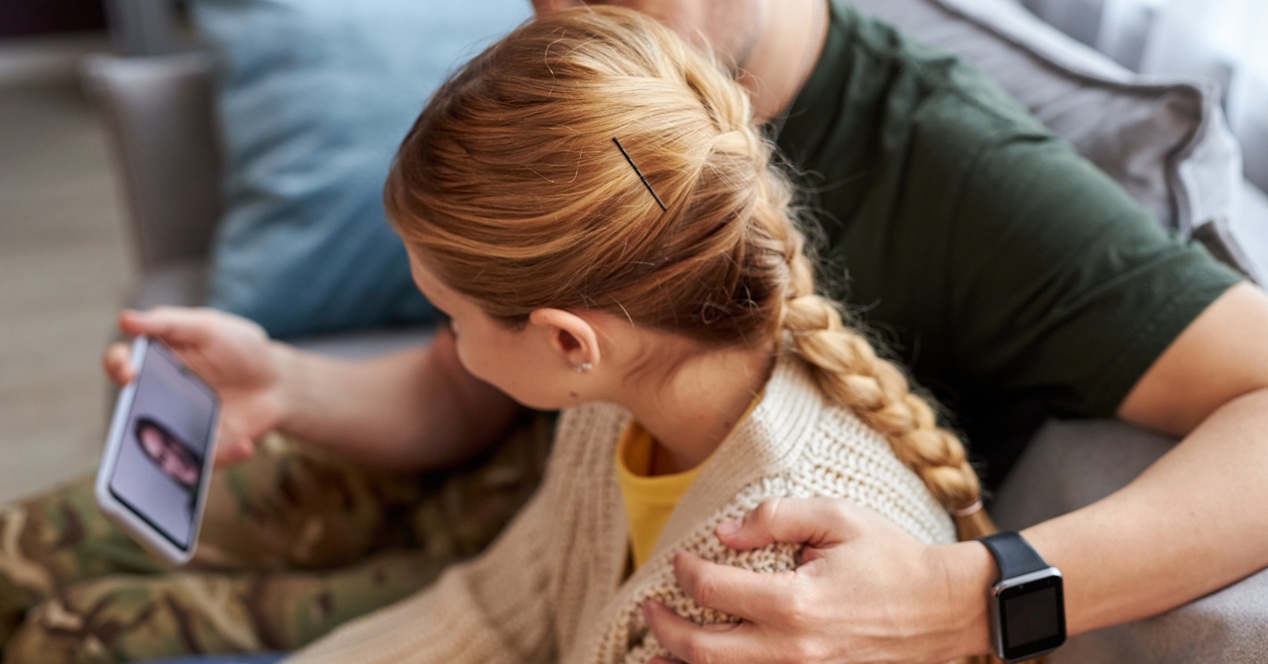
[102,307,291,467]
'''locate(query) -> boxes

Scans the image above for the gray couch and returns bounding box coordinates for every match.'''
[83,0,1268,661]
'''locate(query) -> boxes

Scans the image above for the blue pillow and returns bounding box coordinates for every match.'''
[192,0,531,338]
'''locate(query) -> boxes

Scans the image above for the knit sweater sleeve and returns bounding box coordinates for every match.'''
[283,490,558,664]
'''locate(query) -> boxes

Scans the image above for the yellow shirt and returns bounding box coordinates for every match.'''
[614,395,763,570]
[615,423,701,570]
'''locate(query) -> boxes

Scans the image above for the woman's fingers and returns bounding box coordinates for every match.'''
[102,341,136,385]
[108,307,217,384]
[212,421,256,468]
[213,438,255,467]
[117,307,215,348]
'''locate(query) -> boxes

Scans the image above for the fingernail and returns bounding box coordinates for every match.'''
[717,518,742,535]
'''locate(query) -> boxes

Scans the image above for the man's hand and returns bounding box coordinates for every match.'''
[103,307,288,467]
[645,497,993,664]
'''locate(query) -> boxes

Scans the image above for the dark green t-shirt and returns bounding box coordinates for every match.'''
[776,2,1243,486]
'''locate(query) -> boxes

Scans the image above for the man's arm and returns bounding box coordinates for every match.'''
[1035,281,1268,633]
[646,282,1268,662]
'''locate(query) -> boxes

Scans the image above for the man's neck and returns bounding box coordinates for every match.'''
[738,0,829,122]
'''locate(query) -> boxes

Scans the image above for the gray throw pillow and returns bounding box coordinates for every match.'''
[848,0,1261,283]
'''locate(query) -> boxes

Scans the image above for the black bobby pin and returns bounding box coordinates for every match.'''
[612,137,667,212]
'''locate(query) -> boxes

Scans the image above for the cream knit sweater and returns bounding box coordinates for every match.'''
[286,355,956,663]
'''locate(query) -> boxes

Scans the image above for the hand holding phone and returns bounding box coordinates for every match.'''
[96,336,220,565]
[103,308,285,467]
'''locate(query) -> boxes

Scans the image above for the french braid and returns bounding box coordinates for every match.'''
[692,38,995,543]
[781,234,994,541]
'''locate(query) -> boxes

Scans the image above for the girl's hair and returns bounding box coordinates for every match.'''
[388,5,994,548]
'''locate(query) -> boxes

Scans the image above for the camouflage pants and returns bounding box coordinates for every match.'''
[0,413,554,664]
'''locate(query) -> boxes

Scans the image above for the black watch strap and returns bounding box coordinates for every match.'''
[980,531,1065,661]
[980,531,1050,579]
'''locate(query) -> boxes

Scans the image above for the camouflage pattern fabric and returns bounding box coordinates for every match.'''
[0,412,554,664]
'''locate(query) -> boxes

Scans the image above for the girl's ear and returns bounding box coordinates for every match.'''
[529,308,601,371]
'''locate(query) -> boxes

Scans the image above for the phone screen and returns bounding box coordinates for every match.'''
[107,341,217,551]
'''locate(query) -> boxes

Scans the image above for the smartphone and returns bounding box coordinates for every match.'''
[95,336,220,565]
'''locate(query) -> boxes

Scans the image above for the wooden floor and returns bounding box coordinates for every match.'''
[0,53,133,504]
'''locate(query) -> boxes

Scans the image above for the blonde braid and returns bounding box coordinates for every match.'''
[694,82,998,541]
[687,29,1016,664]
[773,227,994,545]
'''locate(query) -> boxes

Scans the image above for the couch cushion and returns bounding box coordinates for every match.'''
[191,0,530,338]
[848,0,1261,283]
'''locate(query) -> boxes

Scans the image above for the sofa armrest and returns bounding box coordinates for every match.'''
[82,52,222,273]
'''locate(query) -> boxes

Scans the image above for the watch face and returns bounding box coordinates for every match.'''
[997,573,1066,660]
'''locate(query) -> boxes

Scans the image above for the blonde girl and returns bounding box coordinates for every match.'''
[288,6,1000,664]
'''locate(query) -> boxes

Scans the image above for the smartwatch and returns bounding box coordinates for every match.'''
[979,531,1066,662]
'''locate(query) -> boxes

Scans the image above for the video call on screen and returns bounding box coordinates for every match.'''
[108,343,215,549]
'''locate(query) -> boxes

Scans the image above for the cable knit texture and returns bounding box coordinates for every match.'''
[284,354,955,663]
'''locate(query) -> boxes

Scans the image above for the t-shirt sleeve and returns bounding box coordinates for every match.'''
[945,133,1244,418]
